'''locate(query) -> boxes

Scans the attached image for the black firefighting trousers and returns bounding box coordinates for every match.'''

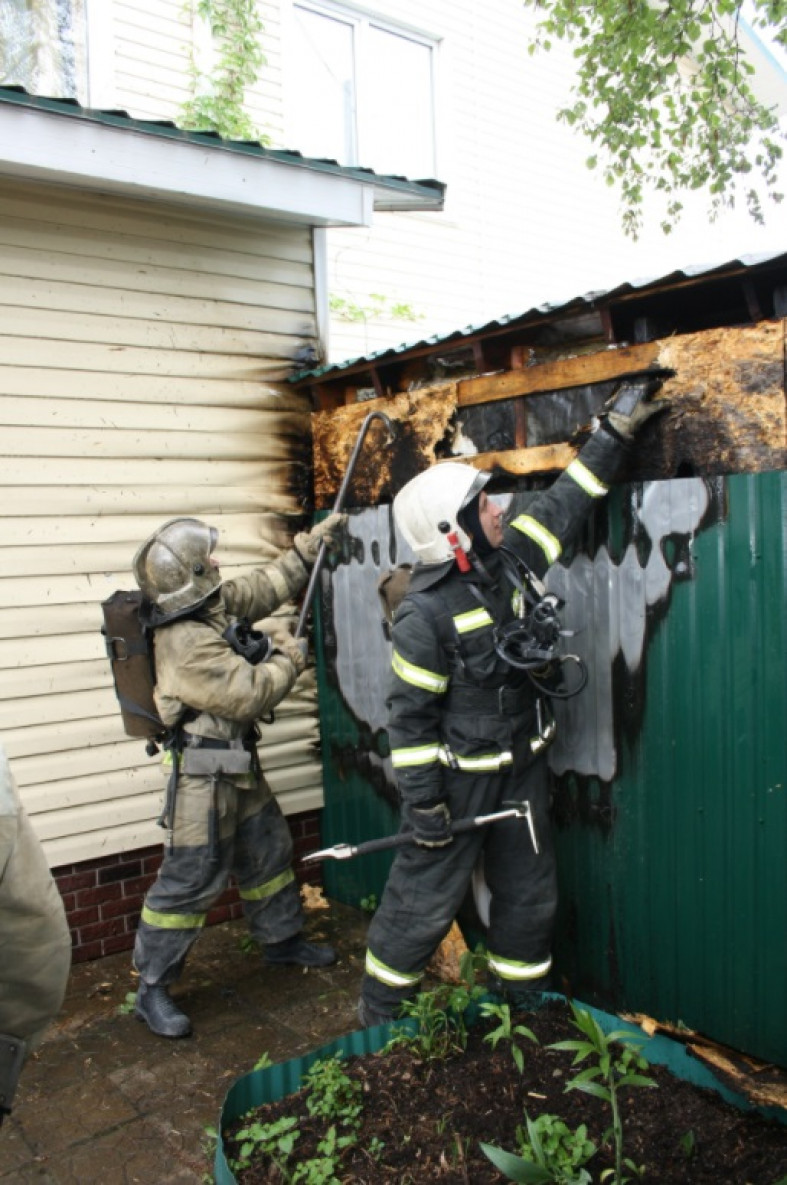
[360,746,556,1013]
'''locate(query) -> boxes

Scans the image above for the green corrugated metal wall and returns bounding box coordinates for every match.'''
[553,470,787,1066]
[316,472,787,1066]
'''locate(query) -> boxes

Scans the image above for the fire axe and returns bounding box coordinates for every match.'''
[302,803,538,864]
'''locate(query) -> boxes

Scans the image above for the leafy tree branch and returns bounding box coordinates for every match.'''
[525,0,787,236]
[180,0,268,142]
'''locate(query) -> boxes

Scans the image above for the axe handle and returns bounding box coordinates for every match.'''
[305,808,525,862]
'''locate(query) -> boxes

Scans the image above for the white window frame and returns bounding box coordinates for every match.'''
[286,0,440,178]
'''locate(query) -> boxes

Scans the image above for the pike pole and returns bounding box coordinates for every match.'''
[295,409,396,640]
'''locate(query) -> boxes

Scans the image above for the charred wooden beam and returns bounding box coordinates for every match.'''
[312,321,786,508]
[456,342,661,407]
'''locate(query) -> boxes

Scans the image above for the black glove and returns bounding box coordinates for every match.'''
[605,368,674,440]
[410,800,453,849]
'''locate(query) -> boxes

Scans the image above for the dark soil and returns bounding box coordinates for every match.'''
[223,999,787,1184]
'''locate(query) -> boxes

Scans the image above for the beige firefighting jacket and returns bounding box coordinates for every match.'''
[0,744,71,1056]
[152,547,309,741]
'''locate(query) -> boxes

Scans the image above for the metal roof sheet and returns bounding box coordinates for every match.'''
[292,250,787,381]
[0,85,446,213]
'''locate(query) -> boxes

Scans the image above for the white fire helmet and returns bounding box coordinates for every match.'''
[133,517,222,618]
[393,462,491,564]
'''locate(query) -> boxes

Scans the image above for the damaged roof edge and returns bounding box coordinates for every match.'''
[291,250,787,382]
[0,86,446,219]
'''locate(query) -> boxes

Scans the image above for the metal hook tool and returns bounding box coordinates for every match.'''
[302,805,529,863]
[295,409,396,640]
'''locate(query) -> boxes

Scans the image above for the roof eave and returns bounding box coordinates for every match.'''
[0,90,445,225]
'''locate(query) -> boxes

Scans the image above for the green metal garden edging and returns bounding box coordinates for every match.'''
[213,995,786,1182]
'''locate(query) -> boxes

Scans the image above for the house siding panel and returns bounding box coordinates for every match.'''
[0,177,322,869]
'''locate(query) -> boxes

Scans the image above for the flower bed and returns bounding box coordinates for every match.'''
[216,993,787,1184]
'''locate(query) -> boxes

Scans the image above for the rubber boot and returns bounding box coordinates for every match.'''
[265,933,336,967]
[488,972,553,1012]
[357,996,396,1029]
[134,981,192,1039]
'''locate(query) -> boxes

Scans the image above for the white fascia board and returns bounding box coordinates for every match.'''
[0,104,375,228]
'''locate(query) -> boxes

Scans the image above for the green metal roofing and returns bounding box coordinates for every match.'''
[0,85,446,213]
[291,249,787,381]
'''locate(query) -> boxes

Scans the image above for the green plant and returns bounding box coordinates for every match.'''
[180,0,268,142]
[253,1051,273,1071]
[290,1124,345,1184]
[329,292,422,324]
[118,990,137,1015]
[387,957,488,1062]
[231,1114,300,1177]
[678,1129,696,1159]
[481,1110,596,1183]
[520,1113,595,1181]
[238,932,257,955]
[550,1001,656,1184]
[383,950,487,1062]
[387,987,464,1060]
[303,1055,362,1130]
[367,1135,385,1161]
[201,1121,219,1180]
[359,893,378,914]
[481,999,539,1073]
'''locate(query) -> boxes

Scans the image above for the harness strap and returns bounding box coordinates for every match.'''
[443,683,533,716]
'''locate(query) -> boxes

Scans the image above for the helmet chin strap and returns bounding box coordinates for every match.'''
[460,495,496,557]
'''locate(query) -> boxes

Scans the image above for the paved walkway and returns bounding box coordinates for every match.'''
[2,899,370,1184]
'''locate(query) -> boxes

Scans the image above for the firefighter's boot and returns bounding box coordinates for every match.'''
[265,933,336,967]
[135,981,192,1038]
[357,996,396,1029]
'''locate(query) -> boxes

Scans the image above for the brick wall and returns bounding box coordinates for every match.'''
[53,808,325,964]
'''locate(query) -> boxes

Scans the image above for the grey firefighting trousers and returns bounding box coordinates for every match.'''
[133,770,303,987]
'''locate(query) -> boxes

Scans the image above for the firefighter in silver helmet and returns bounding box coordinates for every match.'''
[131,512,345,1039]
[358,375,671,1026]
[0,742,71,1123]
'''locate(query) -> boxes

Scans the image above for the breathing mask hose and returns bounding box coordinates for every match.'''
[493,600,588,699]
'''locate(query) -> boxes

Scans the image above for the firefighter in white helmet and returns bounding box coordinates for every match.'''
[0,742,71,1122]
[358,374,671,1026]
[131,512,345,1039]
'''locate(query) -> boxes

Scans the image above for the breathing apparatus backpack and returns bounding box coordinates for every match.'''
[101,589,166,754]
[101,589,276,755]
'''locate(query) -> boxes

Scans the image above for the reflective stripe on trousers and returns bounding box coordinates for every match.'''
[133,777,302,986]
[360,752,557,1013]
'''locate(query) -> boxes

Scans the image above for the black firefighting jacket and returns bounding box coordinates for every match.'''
[387,424,627,807]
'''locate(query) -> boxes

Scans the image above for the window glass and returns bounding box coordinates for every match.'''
[290,5,357,163]
[289,2,437,178]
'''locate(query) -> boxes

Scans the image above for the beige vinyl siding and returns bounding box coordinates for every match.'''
[0,177,322,868]
[111,0,194,121]
[106,0,286,141]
